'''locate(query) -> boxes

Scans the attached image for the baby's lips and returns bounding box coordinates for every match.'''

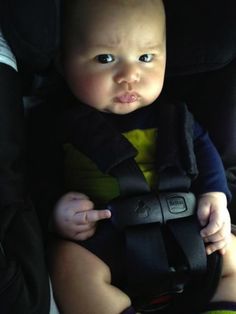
[115,92,139,103]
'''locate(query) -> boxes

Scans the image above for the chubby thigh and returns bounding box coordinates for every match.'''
[211,232,236,302]
[48,237,131,314]
[74,219,127,287]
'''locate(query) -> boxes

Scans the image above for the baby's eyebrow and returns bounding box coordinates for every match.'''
[140,44,163,51]
[87,43,163,52]
[92,44,117,49]
[86,38,121,50]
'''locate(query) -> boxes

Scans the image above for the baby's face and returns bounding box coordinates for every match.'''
[63,0,166,114]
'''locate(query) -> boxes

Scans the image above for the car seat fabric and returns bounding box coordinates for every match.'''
[163,0,236,221]
[0,11,52,313]
[0,0,61,73]
[164,0,236,76]
[0,62,51,313]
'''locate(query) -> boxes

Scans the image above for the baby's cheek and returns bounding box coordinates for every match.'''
[72,76,99,104]
[77,75,110,109]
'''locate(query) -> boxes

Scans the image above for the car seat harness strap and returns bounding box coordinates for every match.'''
[62,97,221,313]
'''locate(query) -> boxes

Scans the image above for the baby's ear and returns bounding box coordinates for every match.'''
[54,50,64,76]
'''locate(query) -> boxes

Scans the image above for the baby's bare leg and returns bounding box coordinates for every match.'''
[211,232,236,302]
[48,238,132,314]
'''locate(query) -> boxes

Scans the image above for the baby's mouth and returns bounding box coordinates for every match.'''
[115,92,139,104]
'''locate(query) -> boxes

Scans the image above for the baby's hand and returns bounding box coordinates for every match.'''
[52,192,111,241]
[197,192,231,255]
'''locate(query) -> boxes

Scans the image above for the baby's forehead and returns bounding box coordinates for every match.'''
[64,0,165,47]
[73,0,165,23]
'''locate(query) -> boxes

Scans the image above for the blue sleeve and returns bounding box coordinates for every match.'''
[192,122,232,203]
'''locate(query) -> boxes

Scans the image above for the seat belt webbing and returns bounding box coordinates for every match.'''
[126,223,169,296]
[167,217,207,273]
[110,158,150,197]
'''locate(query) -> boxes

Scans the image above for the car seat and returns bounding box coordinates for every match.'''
[0,1,60,313]
[163,0,236,222]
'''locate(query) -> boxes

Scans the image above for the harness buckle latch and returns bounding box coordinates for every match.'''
[108,192,196,229]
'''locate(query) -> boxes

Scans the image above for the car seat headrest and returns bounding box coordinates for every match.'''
[164,0,236,76]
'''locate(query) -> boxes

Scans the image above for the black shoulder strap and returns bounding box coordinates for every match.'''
[61,97,137,174]
[155,101,198,191]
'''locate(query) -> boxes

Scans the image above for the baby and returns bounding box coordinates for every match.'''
[48,1,236,313]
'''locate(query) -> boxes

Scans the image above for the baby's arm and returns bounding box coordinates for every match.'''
[51,192,111,241]
[197,192,231,255]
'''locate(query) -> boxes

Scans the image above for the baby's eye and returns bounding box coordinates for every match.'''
[139,54,154,63]
[96,54,114,64]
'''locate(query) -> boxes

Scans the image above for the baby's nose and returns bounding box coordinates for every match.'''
[115,63,140,85]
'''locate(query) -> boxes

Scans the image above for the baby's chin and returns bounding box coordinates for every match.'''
[103,101,151,115]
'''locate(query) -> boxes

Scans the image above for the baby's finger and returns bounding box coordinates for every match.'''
[203,229,224,243]
[74,209,111,224]
[86,209,111,222]
[205,240,226,255]
[219,247,227,255]
[73,228,96,241]
[200,214,222,237]
[73,222,96,233]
